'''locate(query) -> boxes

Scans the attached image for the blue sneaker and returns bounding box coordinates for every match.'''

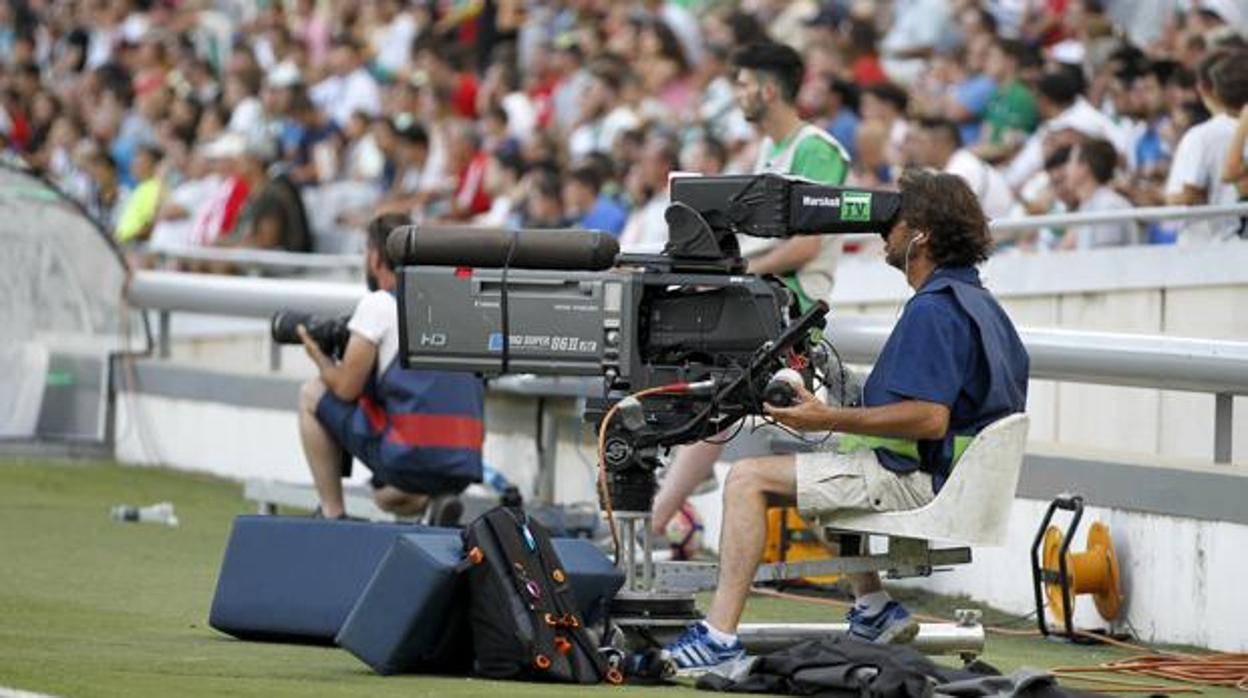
[661,621,747,676]
[847,600,920,644]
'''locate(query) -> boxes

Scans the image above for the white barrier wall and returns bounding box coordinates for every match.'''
[898,499,1248,652]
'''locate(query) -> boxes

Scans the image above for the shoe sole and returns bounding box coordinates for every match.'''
[670,655,750,679]
[873,617,920,644]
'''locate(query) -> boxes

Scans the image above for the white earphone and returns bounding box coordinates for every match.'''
[905,231,928,258]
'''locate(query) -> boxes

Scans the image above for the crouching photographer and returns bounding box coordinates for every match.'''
[293,213,485,522]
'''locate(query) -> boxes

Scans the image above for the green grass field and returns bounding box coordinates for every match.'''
[0,458,1234,697]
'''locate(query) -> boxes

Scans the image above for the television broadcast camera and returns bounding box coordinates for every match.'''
[393,172,900,627]
[390,173,899,506]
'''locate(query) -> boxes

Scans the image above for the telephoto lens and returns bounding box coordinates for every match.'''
[270,311,312,345]
[270,311,351,359]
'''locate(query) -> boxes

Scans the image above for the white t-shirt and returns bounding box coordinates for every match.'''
[661,4,704,67]
[227,96,266,141]
[374,13,418,74]
[1070,186,1139,249]
[1165,114,1243,242]
[568,106,640,161]
[880,0,956,84]
[619,194,670,253]
[945,148,1017,221]
[312,68,382,128]
[348,290,400,381]
[501,92,537,143]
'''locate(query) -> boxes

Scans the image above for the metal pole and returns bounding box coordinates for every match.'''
[536,399,560,504]
[642,514,654,590]
[1215,393,1233,464]
[158,310,171,359]
[624,517,637,591]
[269,339,282,372]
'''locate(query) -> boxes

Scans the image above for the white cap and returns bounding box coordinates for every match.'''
[1193,0,1245,28]
[199,133,246,160]
[268,62,302,89]
[1048,40,1086,66]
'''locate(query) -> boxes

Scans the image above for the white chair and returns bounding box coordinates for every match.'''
[817,413,1030,558]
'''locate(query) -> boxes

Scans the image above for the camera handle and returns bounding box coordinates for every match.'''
[650,300,830,447]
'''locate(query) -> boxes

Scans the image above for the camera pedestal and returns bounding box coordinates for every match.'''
[606,510,701,651]
[605,511,986,659]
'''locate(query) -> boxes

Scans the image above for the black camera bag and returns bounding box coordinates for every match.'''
[460,506,618,684]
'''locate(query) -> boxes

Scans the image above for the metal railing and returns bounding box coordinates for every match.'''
[127,268,1248,463]
[827,315,1248,463]
[990,201,1248,233]
[138,202,1248,274]
[127,271,362,359]
[148,245,361,274]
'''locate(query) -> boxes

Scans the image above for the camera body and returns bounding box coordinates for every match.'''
[395,265,789,392]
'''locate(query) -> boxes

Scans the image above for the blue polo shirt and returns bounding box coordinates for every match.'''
[861,266,1028,491]
[576,193,630,237]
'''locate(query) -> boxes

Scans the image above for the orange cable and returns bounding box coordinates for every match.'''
[596,384,689,562]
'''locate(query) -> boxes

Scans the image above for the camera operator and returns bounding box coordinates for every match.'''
[652,42,853,537]
[297,213,485,521]
[662,171,1028,671]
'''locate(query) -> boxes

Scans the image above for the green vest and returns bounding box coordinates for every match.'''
[837,433,975,469]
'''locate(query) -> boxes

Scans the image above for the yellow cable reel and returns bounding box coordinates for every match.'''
[1041,520,1122,623]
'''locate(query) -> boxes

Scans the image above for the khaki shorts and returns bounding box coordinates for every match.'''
[795,447,935,519]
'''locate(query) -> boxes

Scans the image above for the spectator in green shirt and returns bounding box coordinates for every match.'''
[735,42,852,309]
[973,38,1039,165]
[114,145,164,246]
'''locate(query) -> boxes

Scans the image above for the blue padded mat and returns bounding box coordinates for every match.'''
[208,516,430,644]
[336,531,622,674]
[209,515,623,656]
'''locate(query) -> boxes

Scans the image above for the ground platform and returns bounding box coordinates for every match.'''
[0,459,1235,698]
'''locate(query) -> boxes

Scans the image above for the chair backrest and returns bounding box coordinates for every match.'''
[818,413,1030,547]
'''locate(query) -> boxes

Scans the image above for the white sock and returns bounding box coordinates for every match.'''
[702,620,738,645]
[855,591,891,616]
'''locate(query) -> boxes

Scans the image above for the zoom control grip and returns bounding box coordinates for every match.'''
[763,368,805,407]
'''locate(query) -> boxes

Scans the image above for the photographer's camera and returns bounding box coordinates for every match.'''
[271,311,351,359]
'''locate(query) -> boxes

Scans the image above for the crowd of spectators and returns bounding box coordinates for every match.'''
[2,0,1247,266]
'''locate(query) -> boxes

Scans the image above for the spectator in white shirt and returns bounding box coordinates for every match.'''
[1166,48,1248,242]
[879,0,958,85]
[478,57,537,145]
[568,60,641,161]
[1006,67,1130,189]
[371,0,419,77]
[619,137,679,252]
[224,68,266,143]
[309,38,381,129]
[1060,139,1140,250]
[911,117,1017,221]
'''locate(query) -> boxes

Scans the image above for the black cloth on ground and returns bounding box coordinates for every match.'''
[696,637,977,697]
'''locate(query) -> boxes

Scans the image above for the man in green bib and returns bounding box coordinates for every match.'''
[650,42,853,538]
[735,42,851,310]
